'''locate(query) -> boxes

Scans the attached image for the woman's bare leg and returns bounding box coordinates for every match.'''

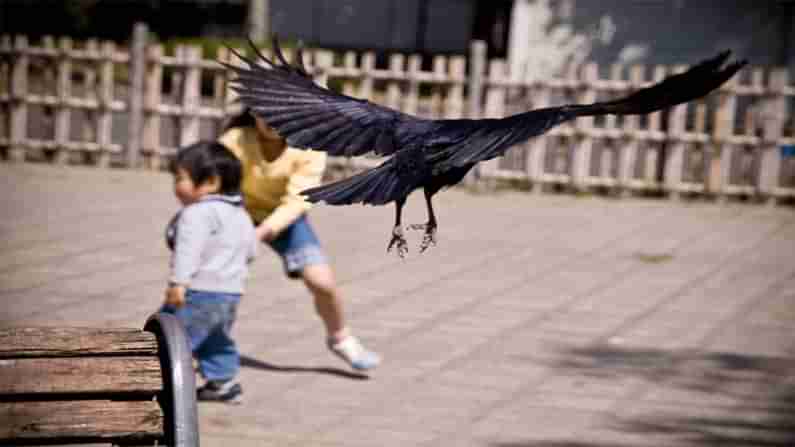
[301,263,347,341]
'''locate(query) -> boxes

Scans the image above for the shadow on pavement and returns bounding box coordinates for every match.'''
[495,344,795,446]
[492,443,625,447]
[240,354,369,381]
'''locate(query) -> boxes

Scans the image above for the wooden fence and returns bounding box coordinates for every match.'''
[1,24,794,203]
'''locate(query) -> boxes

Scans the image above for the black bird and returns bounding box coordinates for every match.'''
[224,37,746,257]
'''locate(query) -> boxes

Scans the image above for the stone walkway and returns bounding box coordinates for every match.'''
[2,162,795,446]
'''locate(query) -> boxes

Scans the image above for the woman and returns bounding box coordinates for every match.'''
[217,109,380,371]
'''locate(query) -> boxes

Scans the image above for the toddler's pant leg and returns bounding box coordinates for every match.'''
[160,303,213,352]
[194,299,240,382]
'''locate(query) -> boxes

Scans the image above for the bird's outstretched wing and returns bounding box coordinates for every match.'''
[223,36,430,157]
[226,38,745,174]
[431,51,747,169]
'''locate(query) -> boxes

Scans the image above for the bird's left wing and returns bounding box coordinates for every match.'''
[223,37,430,157]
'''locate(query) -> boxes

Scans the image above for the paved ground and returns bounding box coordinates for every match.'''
[2,162,795,447]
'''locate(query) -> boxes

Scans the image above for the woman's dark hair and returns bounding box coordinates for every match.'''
[170,141,242,195]
[223,108,257,131]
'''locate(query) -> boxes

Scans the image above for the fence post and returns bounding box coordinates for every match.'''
[403,54,420,115]
[429,56,446,119]
[445,56,466,119]
[313,49,333,88]
[9,35,28,163]
[571,63,598,192]
[54,37,73,165]
[224,44,246,119]
[601,64,622,190]
[143,44,163,169]
[385,54,403,111]
[645,66,666,188]
[247,0,269,43]
[341,51,358,97]
[526,74,550,193]
[758,68,788,205]
[359,52,375,100]
[479,59,506,184]
[39,36,56,158]
[468,40,486,121]
[618,65,643,197]
[664,65,688,200]
[0,35,10,151]
[711,68,739,202]
[693,96,709,195]
[465,40,487,187]
[179,45,201,147]
[127,22,147,168]
[213,46,228,134]
[96,41,115,168]
[81,39,99,154]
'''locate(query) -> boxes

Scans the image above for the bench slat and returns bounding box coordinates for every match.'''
[0,400,163,442]
[0,327,158,358]
[0,357,162,395]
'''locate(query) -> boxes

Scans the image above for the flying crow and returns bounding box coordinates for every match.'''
[224,37,746,257]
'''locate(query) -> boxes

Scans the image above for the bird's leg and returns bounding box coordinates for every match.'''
[387,198,408,258]
[408,188,437,253]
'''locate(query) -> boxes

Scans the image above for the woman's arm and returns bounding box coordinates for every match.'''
[258,150,326,239]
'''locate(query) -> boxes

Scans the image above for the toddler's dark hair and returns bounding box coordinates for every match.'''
[169,141,242,195]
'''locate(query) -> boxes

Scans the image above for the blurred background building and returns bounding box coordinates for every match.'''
[1,0,793,72]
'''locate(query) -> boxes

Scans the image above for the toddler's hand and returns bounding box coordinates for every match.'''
[164,284,187,308]
[256,224,275,242]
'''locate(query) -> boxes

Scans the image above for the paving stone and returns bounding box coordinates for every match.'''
[3,162,795,446]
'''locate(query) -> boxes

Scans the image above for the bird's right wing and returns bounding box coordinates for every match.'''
[430,50,747,169]
[223,37,431,157]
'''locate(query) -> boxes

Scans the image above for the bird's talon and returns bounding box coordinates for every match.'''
[387,228,409,258]
[417,227,437,253]
[419,236,436,253]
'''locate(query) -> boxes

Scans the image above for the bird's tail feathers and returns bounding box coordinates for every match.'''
[301,159,405,206]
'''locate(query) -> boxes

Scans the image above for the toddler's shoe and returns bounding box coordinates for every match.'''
[197,379,242,404]
[328,335,381,371]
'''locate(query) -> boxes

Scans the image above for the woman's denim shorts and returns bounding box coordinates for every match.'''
[267,214,328,278]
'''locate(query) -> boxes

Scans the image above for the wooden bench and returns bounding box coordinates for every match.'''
[0,313,198,446]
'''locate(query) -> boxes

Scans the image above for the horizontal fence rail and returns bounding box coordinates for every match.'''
[1,27,793,203]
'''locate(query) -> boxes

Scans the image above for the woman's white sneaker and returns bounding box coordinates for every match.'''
[327,336,381,371]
